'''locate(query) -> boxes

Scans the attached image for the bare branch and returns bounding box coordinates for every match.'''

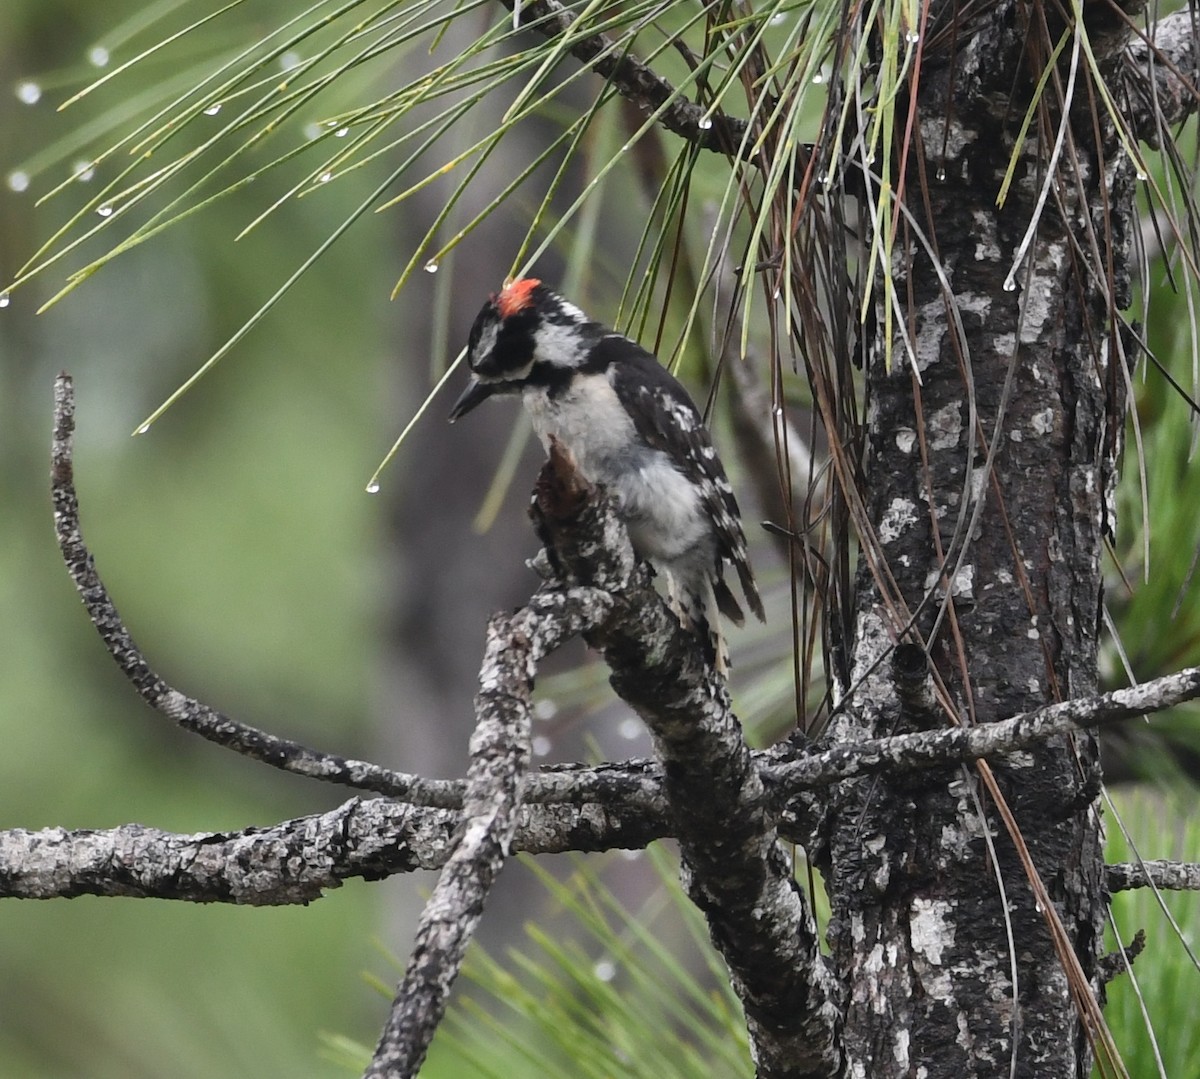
[765,665,1200,794]
[497,0,747,153]
[51,374,464,806]
[49,373,668,817]
[1107,859,1200,892]
[532,443,843,1079]
[0,797,670,904]
[366,603,548,1079]
[0,799,454,905]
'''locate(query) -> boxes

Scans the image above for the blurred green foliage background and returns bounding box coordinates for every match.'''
[0,1,416,1074]
[5,1,1200,1077]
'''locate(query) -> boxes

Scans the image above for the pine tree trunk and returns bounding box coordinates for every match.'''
[822,5,1127,1074]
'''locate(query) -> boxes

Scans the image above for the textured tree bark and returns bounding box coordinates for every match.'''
[821,6,1126,1076]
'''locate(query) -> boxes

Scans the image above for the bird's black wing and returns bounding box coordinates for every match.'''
[599,335,765,623]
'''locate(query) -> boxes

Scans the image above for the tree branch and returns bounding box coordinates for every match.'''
[365,599,571,1078]
[0,797,671,904]
[497,0,747,153]
[1106,859,1200,892]
[51,374,465,807]
[763,665,1200,796]
[49,372,666,818]
[531,441,843,1079]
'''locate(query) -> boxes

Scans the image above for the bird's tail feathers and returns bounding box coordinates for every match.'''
[667,573,731,676]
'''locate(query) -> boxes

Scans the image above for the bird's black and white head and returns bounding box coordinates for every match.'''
[448,278,594,421]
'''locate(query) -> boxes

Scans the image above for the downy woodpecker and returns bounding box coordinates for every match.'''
[449,278,764,671]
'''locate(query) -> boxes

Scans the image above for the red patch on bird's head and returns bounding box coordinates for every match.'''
[495,277,542,319]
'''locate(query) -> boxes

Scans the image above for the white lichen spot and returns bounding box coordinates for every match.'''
[1027,677,1041,694]
[970,467,989,505]
[851,912,865,945]
[971,211,1001,261]
[914,302,945,371]
[896,427,917,454]
[160,689,189,718]
[927,401,963,451]
[865,835,886,854]
[910,897,956,966]
[879,497,919,544]
[996,568,1014,585]
[957,1010,975,1052]
[1018,243,1068,344]
[992,332,1016,358]
[1027,626,1040,640]
[894,1029,910,1067]
[863,943,889,984]
[1009,429,1023,442]
[919,116,976,160]
[1030,407,1055,435]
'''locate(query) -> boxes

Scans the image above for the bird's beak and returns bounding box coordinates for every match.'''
[448,377,497,422]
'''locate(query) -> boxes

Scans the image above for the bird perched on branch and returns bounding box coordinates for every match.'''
[449,277,764,672]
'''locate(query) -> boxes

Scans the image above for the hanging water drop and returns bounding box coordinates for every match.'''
[134,422,151,436]
[97,203,114,217]
[16,81,41,105]
[697,115,713,130]
[906,30,920,44]
[88,45,110,67]
[203,103,221,116]
[366,481,381,494]
[0,292,10,309]
[935,165,947,182]
[1002,276,1017,293]
[6,170,29,193]
[769,11,787,25]
[1136,169,1148,182]
[318,172,333,183]
[334,127,349,138]
[72,160,95,182]
[812,71,825,84]
[424,260,439,274]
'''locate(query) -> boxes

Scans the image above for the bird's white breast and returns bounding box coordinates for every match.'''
[522,373,710,565]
